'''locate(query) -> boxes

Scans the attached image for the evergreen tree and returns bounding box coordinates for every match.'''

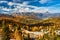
[2,20,10,40]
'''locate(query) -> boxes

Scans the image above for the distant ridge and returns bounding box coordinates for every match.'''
[11,12,60,19]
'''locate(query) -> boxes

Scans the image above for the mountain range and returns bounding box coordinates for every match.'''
[0,12,60,25]
[0,11,60,21]
[11,12,60,19]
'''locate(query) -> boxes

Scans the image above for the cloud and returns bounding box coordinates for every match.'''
[39,0,50,4]
[2,7,11,11]
[13,0,38,3]
[0,6,14,14]
[0,1,53,13]
[32,7,49,13]
[8,2,14,6]
[0,1,8,3]
[13,0,22,3]
[13,4,49,13]
[0,1,49,13]
[0,1,60,13]
[22,1,29,5]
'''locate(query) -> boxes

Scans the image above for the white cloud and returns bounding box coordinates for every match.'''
[13,0,38,2]
[0,1,8,3]
[8,2,14,6]
[13,0,22,2]
[22,1,29,5]
[47,7,60,13]
[0,1,59,13]
[14,5,49,13]
[0,1,50,13]
[2,8,11,11]
[39,0,50,4]
[32,7,49,13]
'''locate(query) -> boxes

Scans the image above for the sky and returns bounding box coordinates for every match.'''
[0,0,60,14]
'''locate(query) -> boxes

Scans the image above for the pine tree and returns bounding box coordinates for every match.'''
[2,20,10,40]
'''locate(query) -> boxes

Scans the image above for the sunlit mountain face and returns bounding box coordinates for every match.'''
[0,0,60,14]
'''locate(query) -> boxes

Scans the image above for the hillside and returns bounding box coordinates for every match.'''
[0,13,42,25]
[40,17,60,28]
[0,13,60,26]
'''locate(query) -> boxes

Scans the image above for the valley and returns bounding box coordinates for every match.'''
[0,13,60,40]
